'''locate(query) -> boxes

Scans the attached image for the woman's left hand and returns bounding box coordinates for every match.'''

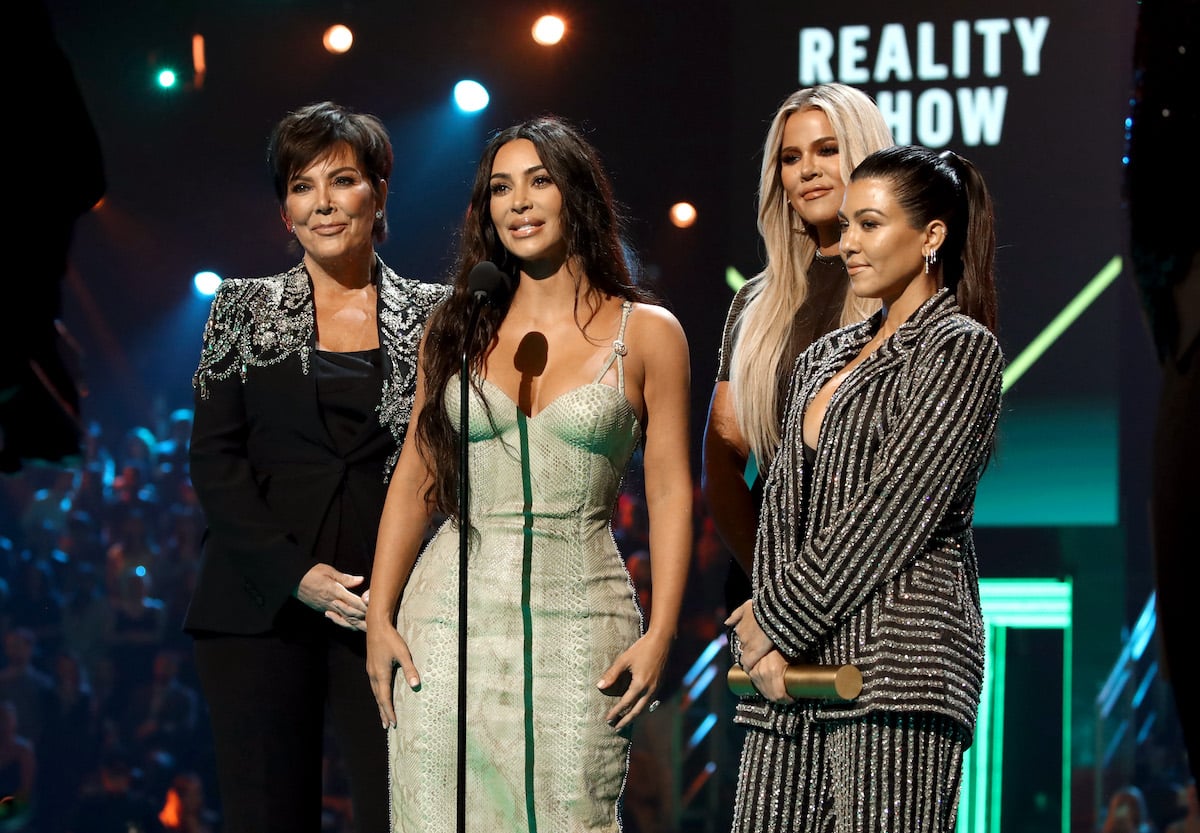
[597,632,670,730]
[724,599,774,670]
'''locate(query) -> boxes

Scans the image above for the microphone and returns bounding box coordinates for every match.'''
[457,259,507,832]
[467,261,507,304]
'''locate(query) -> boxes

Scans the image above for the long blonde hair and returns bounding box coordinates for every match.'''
[729,84,894,465]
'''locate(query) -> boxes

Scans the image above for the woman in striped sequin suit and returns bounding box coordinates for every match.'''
[726,145,1004,833]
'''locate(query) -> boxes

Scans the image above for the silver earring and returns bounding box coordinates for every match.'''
[375,210,383,220]
[924,249,937,274]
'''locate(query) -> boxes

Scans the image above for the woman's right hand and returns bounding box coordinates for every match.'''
[296,564,369,631]
[747,649,794,704]
[366,624,420,728]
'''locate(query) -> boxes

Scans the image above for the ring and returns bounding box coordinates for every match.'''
[648,700,660,713]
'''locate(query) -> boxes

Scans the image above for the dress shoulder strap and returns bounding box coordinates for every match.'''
[592,300,634,392]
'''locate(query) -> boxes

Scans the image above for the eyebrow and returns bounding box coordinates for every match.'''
[851,207,886,219]
[781,136,837,150]
[291,165,360,181]
[490,164,548,181]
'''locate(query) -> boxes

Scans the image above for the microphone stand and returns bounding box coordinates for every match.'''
[457,291,487,833]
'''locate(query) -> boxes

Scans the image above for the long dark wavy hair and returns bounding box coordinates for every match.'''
[416,115,658,516]
[849,145,998,333]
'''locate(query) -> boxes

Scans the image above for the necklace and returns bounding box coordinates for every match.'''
[813,249,840,263]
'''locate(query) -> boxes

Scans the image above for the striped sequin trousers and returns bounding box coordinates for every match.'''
[731,709,968,833]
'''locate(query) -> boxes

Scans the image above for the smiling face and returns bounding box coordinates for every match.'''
[838,176,943,308]
[778,107,845,236]
[488,138,567,271]
[281,141,383,268]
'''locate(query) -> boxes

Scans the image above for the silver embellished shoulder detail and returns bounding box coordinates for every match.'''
[377,263,452,474]
[192,264,314,399]
[191,259,450,479]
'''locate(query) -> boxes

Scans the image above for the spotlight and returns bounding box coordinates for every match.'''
[453,80,490,113]
[149,35,203,92]
[192,34,207,89]
[323,24,354,54]
[669,202,697,229]
[194,271,221,297]
[532,15,566,46]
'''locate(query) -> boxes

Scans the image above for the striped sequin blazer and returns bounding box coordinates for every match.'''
[737,289,1004,741]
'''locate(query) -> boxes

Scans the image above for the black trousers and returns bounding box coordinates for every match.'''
[192,599,389,833]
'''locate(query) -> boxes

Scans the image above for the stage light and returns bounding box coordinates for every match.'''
[669,202,697,228]
[192,34,207,89]
[323,24,354,54]
[453,80,489,113]
[150,35,204,91]
[194,271,221,296]
[532,15,566,46]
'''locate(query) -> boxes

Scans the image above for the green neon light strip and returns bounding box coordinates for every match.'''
[725,256,1123,396]
[1001,256,1123,392]
[958,578,1073,833]
[1061,618,1074,833]
[990,627,1008,833]
[980,579,1073,627]
[726,266,746,293]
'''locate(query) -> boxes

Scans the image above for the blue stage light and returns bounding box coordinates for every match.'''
[453,80,489,113]
[194,271,222,296]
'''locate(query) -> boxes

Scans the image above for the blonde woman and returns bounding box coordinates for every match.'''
[702,84,893,607]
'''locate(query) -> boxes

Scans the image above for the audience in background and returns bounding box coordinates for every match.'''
[0,410,214,832]
[65,747,166,833]
[0,630,53,748]
[0,700,35,830]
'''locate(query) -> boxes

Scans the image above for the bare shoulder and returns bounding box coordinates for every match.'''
[626,302,690,394]
[627,301,688,346]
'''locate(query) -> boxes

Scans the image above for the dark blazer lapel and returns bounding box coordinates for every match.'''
[283,264,339,454]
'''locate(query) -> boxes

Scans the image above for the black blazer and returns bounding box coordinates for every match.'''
[185,259,448,635]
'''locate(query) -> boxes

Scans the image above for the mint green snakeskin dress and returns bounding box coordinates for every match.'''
[388,302,642,832]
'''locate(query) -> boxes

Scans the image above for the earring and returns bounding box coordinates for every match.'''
[924,249,938,274]
[375,210,383,220]
[287,223,295,234]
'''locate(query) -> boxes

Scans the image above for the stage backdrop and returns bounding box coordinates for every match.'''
[726,3,1144,831]
[730,0,1137,527]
